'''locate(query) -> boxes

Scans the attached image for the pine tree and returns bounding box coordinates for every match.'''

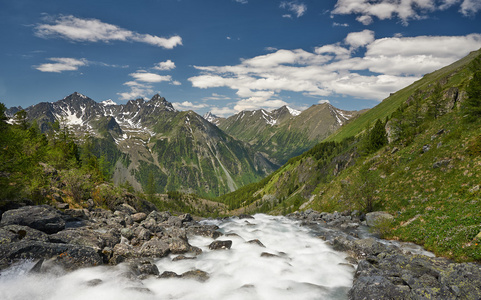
[465,71,481,121]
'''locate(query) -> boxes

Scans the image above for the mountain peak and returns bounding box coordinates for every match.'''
[101,99,117,106]
[149,94,175,111]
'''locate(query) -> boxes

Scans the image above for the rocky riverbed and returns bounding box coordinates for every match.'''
[288,209,481,299]
[0,204,480,299]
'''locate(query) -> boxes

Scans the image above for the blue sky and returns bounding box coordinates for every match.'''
[1,0,480,116]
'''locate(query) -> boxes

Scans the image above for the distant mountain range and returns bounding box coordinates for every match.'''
[6,93,364,196]
[205,104,363,164]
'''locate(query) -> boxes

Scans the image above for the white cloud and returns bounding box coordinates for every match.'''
[153,60,176,71]
[35,57,87,73]
[117,81,154,101]
[189,32,481,112]
[210,106,237,117]
[331,0,479,25]
[460,0,481,16]
[280,1,307,18]
[345,30,375,49]
[333,22,349,27]
[318,99,331,104]
[203,93,232,101]
[35,15,182,49]
[171,80,182,86]
[235,0,248,4]
[129,71,172,83]
[172,101,208,111]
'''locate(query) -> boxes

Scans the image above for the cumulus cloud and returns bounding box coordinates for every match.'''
[331,0,480,25]
[280,1,307,18]
[345,30,375,49]
[35,57,87,73]
[210,106,237,117]
[129,71,172,83]
[35,15,182,49]
[189,31,481,112]
[172,101,209,111]
[117,81,154,101]
[153,60,176,71]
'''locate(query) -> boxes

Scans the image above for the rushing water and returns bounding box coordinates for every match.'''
[0,214,354,300]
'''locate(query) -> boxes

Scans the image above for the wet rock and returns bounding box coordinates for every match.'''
[159,271,180,279]
[238,214,254,219]
[164,216,182,227]
[124,287,154,294]
[186,225,222,239]
[0,241,102,271]
[63,209,89,220]
[129,259,159,277]
[173,255,197,261]
[181,269,209,282]
[247,239,265,248]
[49,228,104,250]
[260,252,279,258]
[365,211,393,227]
[111,243,137,264]
[0,205,66,234]
[209,240,232,250]
[85,278,103,287]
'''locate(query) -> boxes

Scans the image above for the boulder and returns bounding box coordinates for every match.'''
[0,205,66,234]
[0,241,102,271]
[0,225,49,243]
[181,269,209,282]
[365,211,394,227]
[186,225,222,239]
[139,238,170,257]
[208,240,232,250]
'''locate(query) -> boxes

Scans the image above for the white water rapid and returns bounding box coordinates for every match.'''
[0,214,354,300]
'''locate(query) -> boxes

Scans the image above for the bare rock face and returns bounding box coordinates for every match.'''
[0,205,66,234]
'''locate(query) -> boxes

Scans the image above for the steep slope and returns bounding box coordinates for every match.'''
[216,104,362,164]
[11,94,277,197]
[217,48,481,262]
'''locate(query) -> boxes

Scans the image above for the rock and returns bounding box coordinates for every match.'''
[186,225,222,239]
[0,225,49,243]
[247,239,265,248]
[111,243,137,264]
[433,159,451,169]
[55,203,69,210]
[121,228,135,240]
[131,213,147,223]
[147,211,171,223]
[139,238,170,257]
[422,144,431,153]
[85,279,103,287]
[0,241,102,271]
[0,205,66,234]
[238,214,254,219]
[49,228,104,250]
[63,208,89,220]
[168,238,192,254]
[159,271,180,279]
[124,287,154,294]
[129,259,159,277]
[164,216,182,227]
[179,213,193,223]
[391,147,399,154]
[208,240,232,250]
[181,269,209,282]
[172,255,196,261]
[118,203,137,215]
[365,211,394,227]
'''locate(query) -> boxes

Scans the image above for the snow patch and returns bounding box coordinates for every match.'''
[101,99,117,106]
[286,106,301,116]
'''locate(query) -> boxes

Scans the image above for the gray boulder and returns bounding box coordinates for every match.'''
[0,205,66,234]
[209,240,232,250]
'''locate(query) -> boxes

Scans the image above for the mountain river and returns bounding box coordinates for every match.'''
[0,214,355,300]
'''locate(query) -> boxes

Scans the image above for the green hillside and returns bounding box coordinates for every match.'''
[216,48,481,262]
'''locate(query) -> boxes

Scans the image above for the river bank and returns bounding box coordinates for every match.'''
[1,204,480,299]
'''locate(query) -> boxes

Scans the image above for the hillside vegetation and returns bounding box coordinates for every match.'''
[216,48,481,262]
